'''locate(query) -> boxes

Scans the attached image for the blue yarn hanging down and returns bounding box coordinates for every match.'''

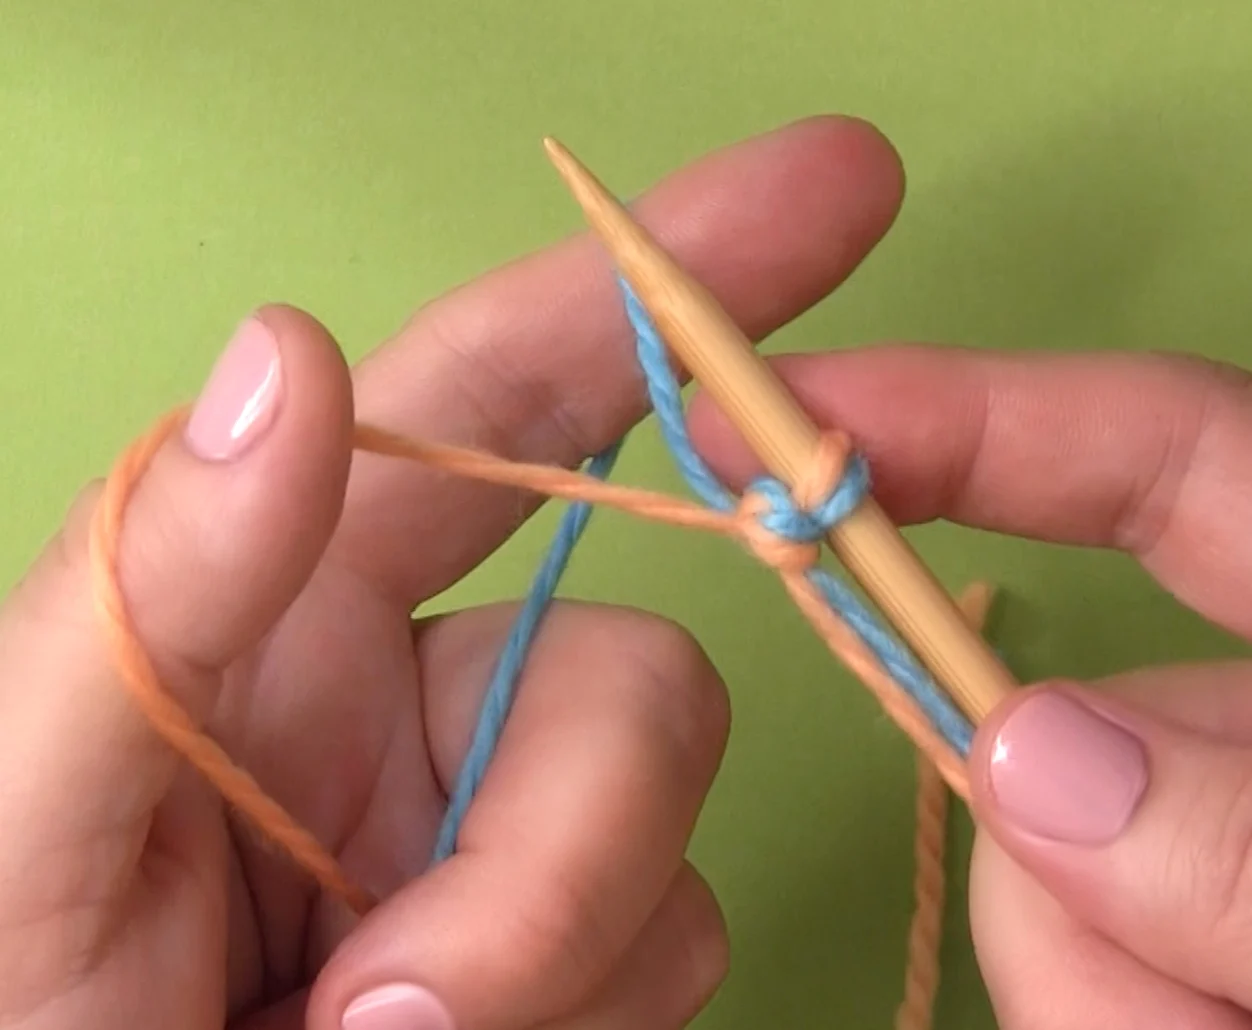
[431,276,975,864]
[431,440,623,863]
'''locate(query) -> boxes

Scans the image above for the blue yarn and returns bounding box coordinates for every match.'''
[431,440,624,863]
[431,274,974,865]
[621,282,732,509]
[623,276,973,756]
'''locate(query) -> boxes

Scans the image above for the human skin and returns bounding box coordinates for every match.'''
[0,116,903,1030]
[5,112,1252,1030]
[692,343,1252,1028]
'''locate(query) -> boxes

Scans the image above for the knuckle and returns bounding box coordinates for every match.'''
[404,299,600,464]
[1188,756,1252,945]
[9,480,104,625]
[1099,352,1230,556]
[505,872,613,997]
[585,606,731,779]
[666,868,730,1014]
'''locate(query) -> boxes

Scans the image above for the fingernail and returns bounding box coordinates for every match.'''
[185,316,282,461]
[988,689,1148,845]
[342,983,455,1030]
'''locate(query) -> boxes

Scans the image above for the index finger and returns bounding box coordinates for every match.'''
[333,116,906,607]
[689,345,1252,639]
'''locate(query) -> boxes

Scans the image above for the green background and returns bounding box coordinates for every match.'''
[3,2,1251,1025]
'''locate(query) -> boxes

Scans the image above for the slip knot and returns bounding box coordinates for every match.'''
[734,431,869,574]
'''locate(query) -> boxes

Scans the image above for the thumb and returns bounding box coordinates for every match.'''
[970,680,1252,1010]
[0,305,354,912]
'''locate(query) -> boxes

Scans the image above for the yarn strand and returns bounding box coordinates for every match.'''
[93,408,972,891]
[88,275,989,1024]
[896,756,951,1030]
[894,584,992,1030]
[89,407,376,915]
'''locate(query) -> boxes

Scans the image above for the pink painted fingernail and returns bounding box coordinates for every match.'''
[342,983,456,1030]
[988,689,1148,845]
[185,316,282,461]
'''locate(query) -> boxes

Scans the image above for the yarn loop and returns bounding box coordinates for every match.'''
[87,271,985,1030]
[733,433,867,573]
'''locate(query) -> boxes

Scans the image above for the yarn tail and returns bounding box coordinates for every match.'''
[895,755,950,1030]
[895,581,996,1030]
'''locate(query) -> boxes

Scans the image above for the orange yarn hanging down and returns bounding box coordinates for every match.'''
[90,409,984,1027]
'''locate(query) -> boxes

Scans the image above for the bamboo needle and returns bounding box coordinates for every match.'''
[542,136,1016,723]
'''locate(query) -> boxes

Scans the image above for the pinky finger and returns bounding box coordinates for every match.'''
[538,863,729,1030]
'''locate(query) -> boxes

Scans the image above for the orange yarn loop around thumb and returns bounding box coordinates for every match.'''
[88,407,377,915]
[88,410,971,930]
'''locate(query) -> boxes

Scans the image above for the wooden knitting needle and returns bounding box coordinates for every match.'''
[543,137,1017,723]
[955,580,996,632]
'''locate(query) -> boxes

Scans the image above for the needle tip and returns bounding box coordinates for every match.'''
[541,135,584,186]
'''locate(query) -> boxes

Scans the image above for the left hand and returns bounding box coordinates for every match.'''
[0,115,905,1030]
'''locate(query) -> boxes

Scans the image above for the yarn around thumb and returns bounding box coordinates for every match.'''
[969,681,1252,1010]
[0,305,355,905]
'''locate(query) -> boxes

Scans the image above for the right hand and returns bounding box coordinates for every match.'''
[692,343,1252,1027]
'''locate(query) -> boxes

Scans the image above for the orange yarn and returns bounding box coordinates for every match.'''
[89,407,377,915]
[894,585,992,1030]
[90,410,977,1015]
[896,757,951,1030]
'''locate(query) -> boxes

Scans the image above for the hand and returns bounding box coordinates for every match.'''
[693,345,1252,1027]
[0,116,908,1030]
